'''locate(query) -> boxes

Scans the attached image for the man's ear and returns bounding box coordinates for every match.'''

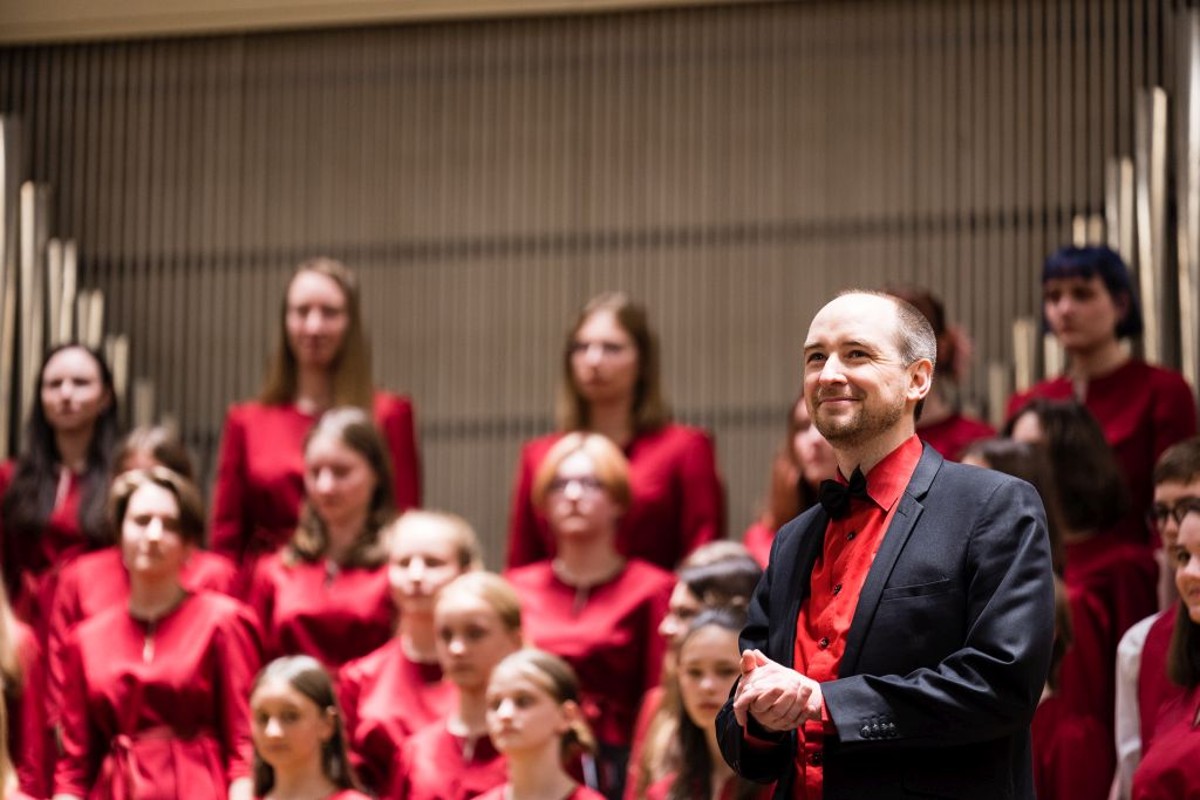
[907,358,934,404]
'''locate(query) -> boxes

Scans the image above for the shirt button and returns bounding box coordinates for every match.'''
[809,751,823,766]
[818,637,830,649]
[833,583,843,595]
[847,531,857,541]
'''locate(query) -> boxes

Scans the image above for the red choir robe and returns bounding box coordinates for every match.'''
[1030,693,1113,800]
[211,392,421,569]
[743,521,776,569]
[54,591,261,799]
[1138,605,1183,753]
[338,638,457,794]
[623,686,666,800]
[1132,685,1200,800]
[0,462,92,630]
[1006,360,1197,542]
[645,773,773,800]
[8,618,49,798]
[506,425,724,570]
[476,785,605,800]
[46,547,238,727]
[1047,533,1159,795]
[505,560,672,751]
[247,552,395,669]
[917,412,995,462]
[254,792,373,800]
[390,723,506,800]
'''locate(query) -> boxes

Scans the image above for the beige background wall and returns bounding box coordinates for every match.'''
[0,0,1187,566]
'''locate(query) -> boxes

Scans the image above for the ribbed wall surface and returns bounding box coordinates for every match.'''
[0,1,1189,566]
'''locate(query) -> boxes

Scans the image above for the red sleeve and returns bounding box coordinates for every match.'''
[675,430,725,557]
[506,443,549,569]
[1151,372,1197,464]
[14,625,49,798]
[213,602,263,781]
[244,559,280,663]
[376,393,422,512]
[53,630,99,797]
[388,737,415,800]
[211,407,250,562]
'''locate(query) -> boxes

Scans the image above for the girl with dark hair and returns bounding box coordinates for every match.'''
[392,573,525,800]
[54,467,261,800]
[506,433,673,798]
[1004,399,1158,798]
[742,394,836,567]
[212,258,421,580]
[250,655,370,800]
[645,610,769,800]
[507,292,724,571]
[247,408,396,669]
[339,511,481,794]
[1131,510,1200,798]
[478,649,604,800]
[886,287,994,461]
[1006,246,1196,542]
[0,343,118,628]
[626,547,762,800]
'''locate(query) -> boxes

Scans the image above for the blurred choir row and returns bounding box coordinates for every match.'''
[0,246,1196,800]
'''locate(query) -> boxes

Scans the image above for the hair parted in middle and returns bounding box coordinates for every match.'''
[385,509,483,570]
[109,466,207,547]
[436,572,524,634]
[250,654,361,797]
[260,257,374,411]
[557,292,671,434]
[288,407,395,569]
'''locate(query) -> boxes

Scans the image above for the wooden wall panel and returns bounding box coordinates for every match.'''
[0,0,1191,566]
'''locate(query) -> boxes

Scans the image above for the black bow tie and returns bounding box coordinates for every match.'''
[819,468,870,519]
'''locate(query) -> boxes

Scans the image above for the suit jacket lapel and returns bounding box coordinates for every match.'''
[771,508,828,668]
[838,445,942,677]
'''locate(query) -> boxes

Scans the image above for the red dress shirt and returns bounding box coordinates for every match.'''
[211,392,421,568]
[505,560,673,750]
[792,435,923,800]
[247,552,395,669]
[338,637,457,794]
[1131,685,1200,800]
[506,424,724,570]
[390,723,506,800]
[917,412,995,462]
[45,546,238,728]
[1006,360,1197,542]
[54,591,261,798]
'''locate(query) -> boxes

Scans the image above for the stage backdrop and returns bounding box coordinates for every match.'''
[0,0,1189,566]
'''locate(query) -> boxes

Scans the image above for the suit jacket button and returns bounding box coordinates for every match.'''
[860,725,871,738]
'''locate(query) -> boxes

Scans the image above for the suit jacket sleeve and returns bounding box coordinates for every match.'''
[716,521,798,783]
[821,477,1053,749]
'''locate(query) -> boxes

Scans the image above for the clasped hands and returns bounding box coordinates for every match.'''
[731,649,824,733]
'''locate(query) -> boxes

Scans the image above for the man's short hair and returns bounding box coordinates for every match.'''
[1154,436,1200,487]
[838,289,937,368]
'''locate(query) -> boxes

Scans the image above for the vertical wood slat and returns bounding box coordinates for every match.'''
[0,0,1191,561]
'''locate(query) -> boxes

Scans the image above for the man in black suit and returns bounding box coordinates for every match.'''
[717,290,1055,800]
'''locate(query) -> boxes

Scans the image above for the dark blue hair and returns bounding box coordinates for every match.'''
[1042,246,1143,339]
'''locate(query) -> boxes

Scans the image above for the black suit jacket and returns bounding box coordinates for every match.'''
[717,445,1055,800]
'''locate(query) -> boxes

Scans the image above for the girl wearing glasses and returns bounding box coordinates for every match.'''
[507,433,673,798]
[507,293,724,572]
